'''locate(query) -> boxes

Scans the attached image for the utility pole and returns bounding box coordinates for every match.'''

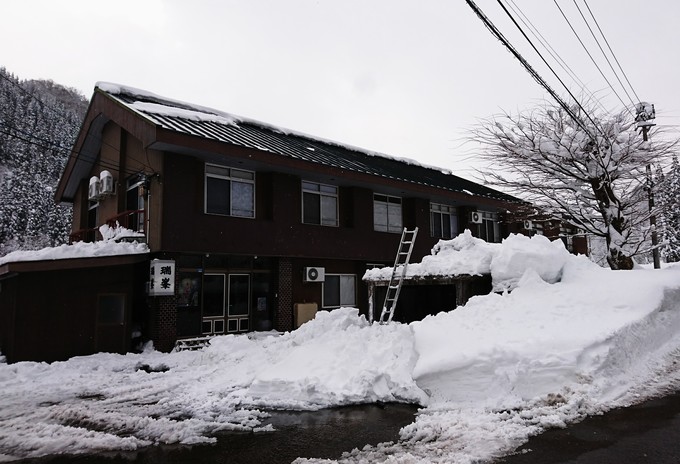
[636,102,660,269]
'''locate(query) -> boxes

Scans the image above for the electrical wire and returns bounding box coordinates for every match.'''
[0,72,156,178]
[552,0,633,115]
[571,0,637,109]
[583,0,641,103]
[0,122,146,177]
[505,0,609,114]
[494,0,605,138]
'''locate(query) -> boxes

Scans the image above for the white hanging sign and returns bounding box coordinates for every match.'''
[149,259,175,296]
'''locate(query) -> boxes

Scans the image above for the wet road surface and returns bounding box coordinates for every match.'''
[497,390,680,464]
[18,390,680,463]
[23,403,418,464]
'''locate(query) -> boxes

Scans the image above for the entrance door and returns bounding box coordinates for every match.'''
[202,273,250,335]
[228,274,250,333]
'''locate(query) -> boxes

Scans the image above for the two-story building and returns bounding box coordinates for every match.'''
[0,83,522,362]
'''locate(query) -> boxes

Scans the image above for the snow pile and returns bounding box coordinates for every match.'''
[411,256,680,405]
[490,232,571,291]
[363,230,572,291]
[0,309,424,461]
[2,238,680,462]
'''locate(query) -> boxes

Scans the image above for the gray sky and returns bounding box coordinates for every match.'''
[3,0,680,179]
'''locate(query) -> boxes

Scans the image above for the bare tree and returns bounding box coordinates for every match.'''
[472,100,676,270]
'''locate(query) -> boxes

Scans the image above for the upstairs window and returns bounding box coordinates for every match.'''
[205,164,255,217]
[430,203,458,239]
[479,211,501,243]
[374,194,402,233]
[126,175,146,232]
[302,181,338,226]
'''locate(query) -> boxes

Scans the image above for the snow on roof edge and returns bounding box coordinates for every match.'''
[94,82,458,176]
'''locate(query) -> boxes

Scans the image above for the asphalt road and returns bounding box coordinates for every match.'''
[496,390,680,464]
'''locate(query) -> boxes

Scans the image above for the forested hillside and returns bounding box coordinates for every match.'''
[0,68,87,255]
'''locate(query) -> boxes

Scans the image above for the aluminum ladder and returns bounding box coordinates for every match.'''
[379,227,418,324]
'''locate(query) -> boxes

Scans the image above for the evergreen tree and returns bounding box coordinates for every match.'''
[659,155,680,262]
[0,68,87,255]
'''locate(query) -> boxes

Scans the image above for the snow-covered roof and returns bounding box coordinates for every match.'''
[364,230,573,292]
[0,225,149,267]
[93,82,518,203]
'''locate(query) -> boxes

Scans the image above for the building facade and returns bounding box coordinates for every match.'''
[1,83,523,362]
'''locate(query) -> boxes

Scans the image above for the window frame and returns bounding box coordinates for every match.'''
[322,273,357,309]
[301,180,339,226]
[430,202,459,239]
[373,194,403,233]
[479,211,501,243]
[204,163,256,218]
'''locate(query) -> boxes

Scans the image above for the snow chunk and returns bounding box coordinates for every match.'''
[491,233,571,291]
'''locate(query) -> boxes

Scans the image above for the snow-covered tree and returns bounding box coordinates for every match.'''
[658,155,680,262]
[0,68,87,255]
[472,100,676,270]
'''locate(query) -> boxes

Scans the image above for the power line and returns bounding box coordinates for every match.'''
[0,72,81,127]
[0,72,156,178]
[583,0,641,103]
[0,122,144,177]
[552,0,633,115]
[493,0,605,138]
[465,0,597,141]
[571,0,637,109]
[505,0,609,114]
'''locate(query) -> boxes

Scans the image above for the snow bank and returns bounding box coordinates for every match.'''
[0,309,425,461]
[410,257,679,405]
[363,230,572,291]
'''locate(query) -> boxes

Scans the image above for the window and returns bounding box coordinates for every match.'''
[302,181,338,226]
[373,194,402,233]
[534,222,544,236]
[323,274,356,308]
[126,175,146,232]
[86,200,99,242]
[430,203,458,239]
[203,274,225,317]
[205,164,255,217]
[479,211,501,243]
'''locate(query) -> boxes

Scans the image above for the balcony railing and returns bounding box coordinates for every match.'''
[69,228,99,244]
[106,209,146,232]
[69,209,146,244]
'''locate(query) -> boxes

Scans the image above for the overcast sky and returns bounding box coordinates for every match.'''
[3,1,680,179]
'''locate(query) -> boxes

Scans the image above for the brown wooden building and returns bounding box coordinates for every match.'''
[1,83,525,362]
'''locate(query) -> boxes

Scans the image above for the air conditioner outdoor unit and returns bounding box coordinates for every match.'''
[469,211,483,224]
[99,170,115,195]
[523,220,533,230]
[88,176,101,201]
[303,267,325,282]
